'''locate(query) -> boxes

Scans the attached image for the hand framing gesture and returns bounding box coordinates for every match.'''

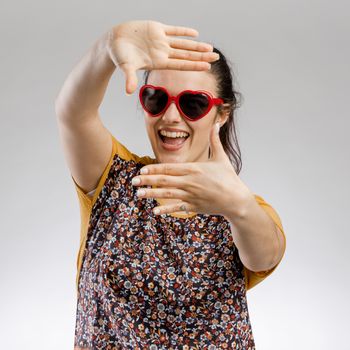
[132,123,253,218]
[107,20,220,94]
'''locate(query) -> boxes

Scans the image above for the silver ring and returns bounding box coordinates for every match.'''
[180,204,189,214]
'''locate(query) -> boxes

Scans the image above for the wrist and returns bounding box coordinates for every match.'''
[105,25,122,69]
[91,28,118,71]
[223,188,256,223]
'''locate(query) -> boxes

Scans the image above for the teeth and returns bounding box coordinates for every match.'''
[159,130,189,138]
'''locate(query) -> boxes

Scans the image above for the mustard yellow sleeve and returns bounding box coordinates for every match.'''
[243,194,287,290]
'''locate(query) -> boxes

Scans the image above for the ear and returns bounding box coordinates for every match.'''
[215,104,231,127]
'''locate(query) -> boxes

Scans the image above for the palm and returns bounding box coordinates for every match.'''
[108,20,219,94]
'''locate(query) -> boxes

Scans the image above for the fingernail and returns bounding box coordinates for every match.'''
[132,177,141,185]
[140,167,149,175]
[137,189,146,196]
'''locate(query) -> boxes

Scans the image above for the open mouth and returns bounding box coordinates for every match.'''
[158,130,190,148]
[158,130,190,151]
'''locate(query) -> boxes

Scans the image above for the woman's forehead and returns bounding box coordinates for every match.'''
[147,69,217,94]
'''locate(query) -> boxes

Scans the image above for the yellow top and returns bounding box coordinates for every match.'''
[71,132,286,291]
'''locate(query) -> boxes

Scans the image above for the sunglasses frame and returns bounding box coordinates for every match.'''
[139,84,224,121]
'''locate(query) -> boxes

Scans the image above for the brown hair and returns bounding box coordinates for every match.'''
[142,47,243,174]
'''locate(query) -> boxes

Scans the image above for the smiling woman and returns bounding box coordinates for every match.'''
[55,19,286,350]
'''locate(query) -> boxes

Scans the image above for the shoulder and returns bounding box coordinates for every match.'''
[72,132,156,208]
[110,134,156,165]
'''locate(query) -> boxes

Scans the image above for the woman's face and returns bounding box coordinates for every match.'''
[143,69,228,164]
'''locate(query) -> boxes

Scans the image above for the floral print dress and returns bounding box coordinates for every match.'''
[71,133,286,350]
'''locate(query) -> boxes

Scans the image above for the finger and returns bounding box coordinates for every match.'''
[157,58,211,71]
[169,48,220,62]
[152,201,194,215]
[119,63,138,94]
[140,163,195,176]
[168,38,213,52]
[209,122,226,161]
[163,24,199,37]
[133,174,183,188]
[136,187,189,201]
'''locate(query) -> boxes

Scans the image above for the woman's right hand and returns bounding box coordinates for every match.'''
[107,20,220,95]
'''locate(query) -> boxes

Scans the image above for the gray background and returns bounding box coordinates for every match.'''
[1,0,349,349]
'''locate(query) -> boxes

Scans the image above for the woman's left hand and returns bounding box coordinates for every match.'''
[131,122,254,217]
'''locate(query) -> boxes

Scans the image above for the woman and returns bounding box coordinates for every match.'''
[55,20,286,350]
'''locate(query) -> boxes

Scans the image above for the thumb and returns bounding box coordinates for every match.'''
[209,122,225,160]
[120,63,138,95]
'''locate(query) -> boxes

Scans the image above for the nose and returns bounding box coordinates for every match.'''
[161,100,183,122]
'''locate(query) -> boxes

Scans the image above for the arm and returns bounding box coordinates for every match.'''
[54,30,115,193]
[225,193,285,272]
[55,30,115,123]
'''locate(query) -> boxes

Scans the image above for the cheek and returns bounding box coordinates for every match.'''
[144,116,154,132]
[144,119,159,143]
[193,118,213,137]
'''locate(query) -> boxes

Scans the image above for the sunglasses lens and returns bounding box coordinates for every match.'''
[141,87,168,115]
[179,93,209,120]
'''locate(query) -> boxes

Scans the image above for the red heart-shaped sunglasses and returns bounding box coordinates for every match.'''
[139,84,224,121]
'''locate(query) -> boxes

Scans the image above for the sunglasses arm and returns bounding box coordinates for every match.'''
[213,98,224,105]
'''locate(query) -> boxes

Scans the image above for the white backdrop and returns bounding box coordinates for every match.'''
[1,1,349,349]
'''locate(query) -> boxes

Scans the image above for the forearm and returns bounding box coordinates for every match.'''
[224,192,284,272]
[55,29,116,123]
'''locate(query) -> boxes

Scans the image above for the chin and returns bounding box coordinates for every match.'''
[156,153,188,164]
